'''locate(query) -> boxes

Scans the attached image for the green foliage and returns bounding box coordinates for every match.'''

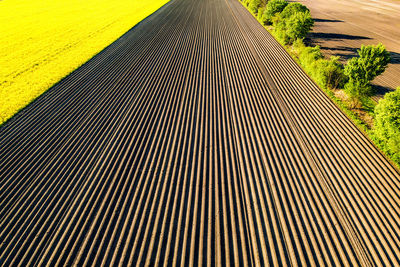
[313,57,346,89]
[261,0,288,25]
[358,43,390,81]
[257,6,266,20]
[286,12,313,42]
[291,38,306,53]
[249,0,265,14]
[279,2,309,19]
[343,74,372,99]
[375,87,400,162]
[344,43,391,98]
[274,3,313,44]
[298,45,324,66]
[242,0,250,7]
[295,43,345,89]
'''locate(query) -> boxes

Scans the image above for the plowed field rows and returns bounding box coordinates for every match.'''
[1,0,399,265]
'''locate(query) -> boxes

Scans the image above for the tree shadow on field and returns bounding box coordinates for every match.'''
[308,32,372,41]
[304,42,400,65]
[304,32,371,56]
[319,46,359,61]
[324,48,400,64]
[372,84,393,99]
[314,18,344,23]
[389,51,400,64]
[304,33,372,61]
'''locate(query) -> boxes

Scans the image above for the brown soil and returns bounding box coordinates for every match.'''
[1,0,400,265]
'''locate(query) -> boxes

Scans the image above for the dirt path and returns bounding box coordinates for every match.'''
[296,0,400,100]
[1,0,400,265]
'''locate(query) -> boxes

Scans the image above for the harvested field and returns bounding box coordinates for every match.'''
[296,0,400,100]
[1,0,400,265]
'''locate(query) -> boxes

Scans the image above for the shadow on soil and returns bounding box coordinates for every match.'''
[390,52,400,64]
[372,84,393,97]
[321,49,400,63]
[314,18,344,23]
[308,32,371,41]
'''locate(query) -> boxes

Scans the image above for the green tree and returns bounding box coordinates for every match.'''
[375,87,400,162]
[344,43,391,98]
[261,0,288,25]
[249,0,266,14]
[274,7,313,44]
[285,12,313,43]
[279,2,309,19]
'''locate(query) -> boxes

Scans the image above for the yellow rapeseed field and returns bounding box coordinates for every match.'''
[0,0,169,124]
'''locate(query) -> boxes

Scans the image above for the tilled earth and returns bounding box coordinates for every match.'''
[1,0,400,265]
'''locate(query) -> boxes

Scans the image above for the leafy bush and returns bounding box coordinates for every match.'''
[344,76,371,99]
[313,57,346,89]
[291,38,306,54]
[279,2,309,19]
[274,3,313,44]
[257,6,266,20]
[249,0,265,14]
[286,12,313,42]
[295,44,345,89]
[344,43,391,98]
[298,45,324,67]
[242,0,251,7]
[261,0,288,25]
[375,87,400,162]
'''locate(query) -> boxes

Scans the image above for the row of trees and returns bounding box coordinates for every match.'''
[243,0,313,44]
[241,0,400,165]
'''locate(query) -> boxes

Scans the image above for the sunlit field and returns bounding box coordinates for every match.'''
[0,0,169,124]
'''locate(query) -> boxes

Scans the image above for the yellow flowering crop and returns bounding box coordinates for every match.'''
[0,0,169,124]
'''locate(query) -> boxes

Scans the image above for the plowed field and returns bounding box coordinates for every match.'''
[1,0,400,265]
